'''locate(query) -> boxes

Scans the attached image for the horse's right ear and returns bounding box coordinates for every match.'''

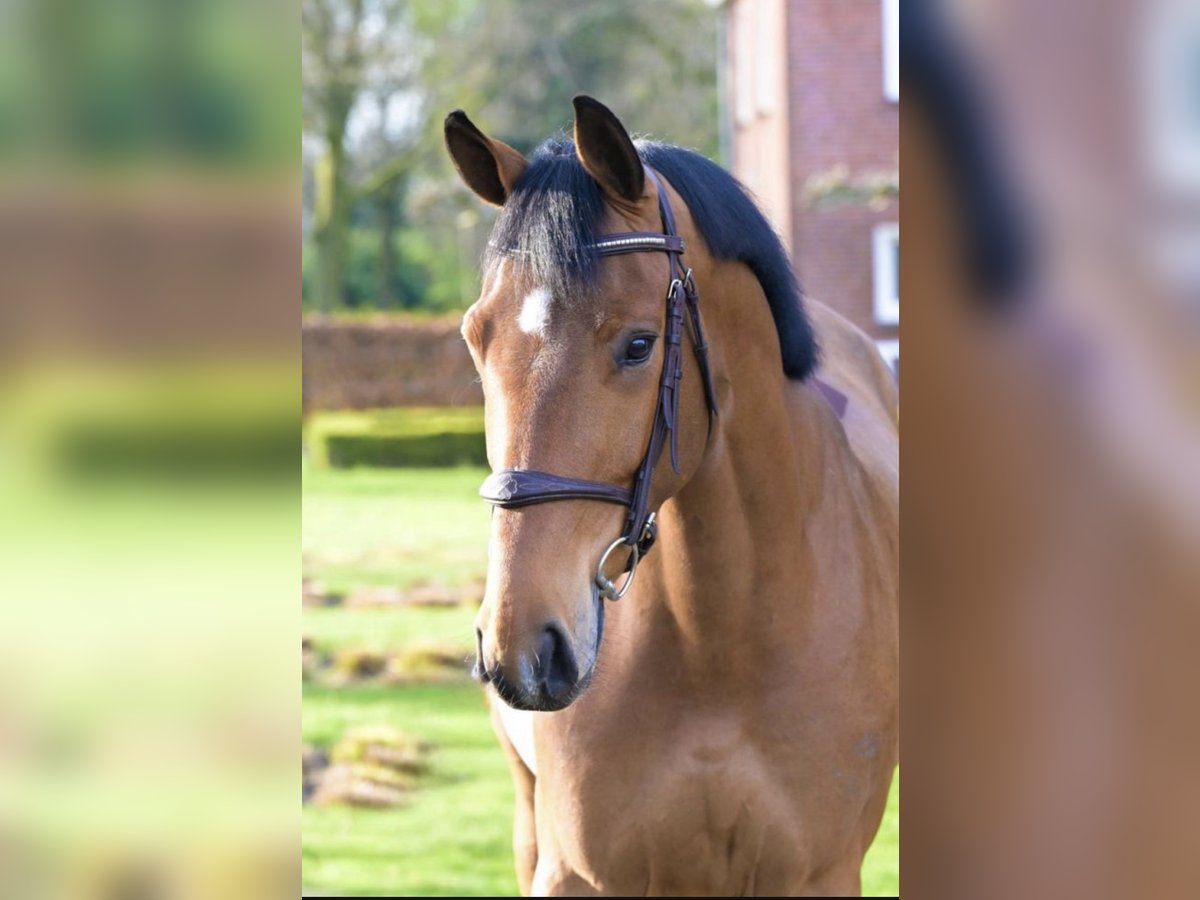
[443,110,528,207]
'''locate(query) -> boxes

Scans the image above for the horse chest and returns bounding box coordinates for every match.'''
[531,709,852,895]
[494,697,539,776]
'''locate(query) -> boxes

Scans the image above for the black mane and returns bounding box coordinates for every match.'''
[485,138,818,380]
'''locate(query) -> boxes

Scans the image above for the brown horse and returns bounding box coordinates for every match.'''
[445,96,897,896]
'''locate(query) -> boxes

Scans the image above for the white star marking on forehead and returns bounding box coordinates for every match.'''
[517,286,553,336]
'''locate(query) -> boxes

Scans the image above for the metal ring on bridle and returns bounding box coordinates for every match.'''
[595,536,640,601]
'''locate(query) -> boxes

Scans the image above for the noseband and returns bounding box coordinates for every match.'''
[479,168,720,600]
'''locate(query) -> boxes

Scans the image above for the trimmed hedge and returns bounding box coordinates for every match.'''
[306,407,486,469]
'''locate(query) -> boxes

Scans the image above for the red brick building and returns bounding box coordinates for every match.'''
[722,0,899,372]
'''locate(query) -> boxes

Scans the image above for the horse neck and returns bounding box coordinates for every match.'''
[639,281,855,671]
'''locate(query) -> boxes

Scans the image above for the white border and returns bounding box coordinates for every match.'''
[875,339,899,376]
[882,0,900,102]
[872,222,900,326]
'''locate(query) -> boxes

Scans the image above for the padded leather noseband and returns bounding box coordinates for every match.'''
[479,168,719,597]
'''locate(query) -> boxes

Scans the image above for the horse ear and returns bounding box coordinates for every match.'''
[444,110,528,207]
[572,95,645,204]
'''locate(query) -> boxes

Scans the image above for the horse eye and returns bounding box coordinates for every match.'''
[622,335,656,365]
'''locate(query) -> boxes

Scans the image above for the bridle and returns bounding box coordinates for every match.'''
[478,168,720,601]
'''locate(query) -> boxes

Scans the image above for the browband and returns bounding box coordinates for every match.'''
[590,233,685,256]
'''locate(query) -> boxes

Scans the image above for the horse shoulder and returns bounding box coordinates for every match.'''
[807,299,898,425]
[798,301,899,504]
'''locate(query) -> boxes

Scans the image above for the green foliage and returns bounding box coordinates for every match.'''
[320,432,486,469]
[339,229,422,310]
[302,227,470,311]
[2,0,293,167]
[419,0,721,159]
[303,0,721,314]
[306,407,486,469]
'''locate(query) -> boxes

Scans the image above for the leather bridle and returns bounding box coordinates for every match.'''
[479,168,720,601]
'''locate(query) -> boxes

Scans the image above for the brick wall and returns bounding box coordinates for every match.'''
[786,0,898,343]
[727,0,899,348]
[302,317,482,411]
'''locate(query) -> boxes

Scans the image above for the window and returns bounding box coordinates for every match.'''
[875,339,899,379]
[754,2,776,115]
[734,0,776,123]
[882,0,899,102]
[872,222,900,325]
[1142,0,1200,192]
[734,1,754,125]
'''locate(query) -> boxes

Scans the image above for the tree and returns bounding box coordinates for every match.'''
[422,0,719,159]
[303,0,430,311]
[303,0,721,313]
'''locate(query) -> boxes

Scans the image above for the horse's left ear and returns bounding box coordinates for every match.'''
[572,95,645,204]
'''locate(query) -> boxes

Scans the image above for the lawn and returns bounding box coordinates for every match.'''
[303,466,898,896]
[303,466,490,594]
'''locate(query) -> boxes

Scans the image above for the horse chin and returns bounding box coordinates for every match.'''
[490,666,594,712]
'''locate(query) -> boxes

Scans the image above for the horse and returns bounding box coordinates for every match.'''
[444,95,898,896]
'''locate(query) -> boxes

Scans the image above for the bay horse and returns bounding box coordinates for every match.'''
[444,96,898,896]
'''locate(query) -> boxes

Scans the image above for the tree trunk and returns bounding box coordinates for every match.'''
[313,126,350,313]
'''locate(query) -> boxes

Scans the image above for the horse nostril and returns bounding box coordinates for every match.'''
[537,624,579,701]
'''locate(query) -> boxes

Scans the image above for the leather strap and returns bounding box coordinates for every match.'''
[480,469,632,509]
[813,377,849,420]
[480,166,718,581]
[591,233,685,255]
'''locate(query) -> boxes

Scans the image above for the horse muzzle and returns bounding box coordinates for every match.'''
[474,620,593,712]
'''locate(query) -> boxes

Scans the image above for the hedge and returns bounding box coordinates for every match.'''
[306,407,486,469]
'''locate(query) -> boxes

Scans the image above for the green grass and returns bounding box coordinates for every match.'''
[302,466,490,594]
[305,605,479,654]
[863,772,900,896]
[303,681,519,897]
[303,466,898,897]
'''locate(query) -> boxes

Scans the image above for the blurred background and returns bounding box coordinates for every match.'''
[0,0,297,898]
[901,0,1200,897]
[300,0,898,895]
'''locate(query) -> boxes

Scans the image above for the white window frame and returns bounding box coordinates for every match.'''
[875,339,899,377]
[872,222,900,325]
[1142,1,1200,193]
[754,3,776,116]
[882,0,900,103]
[734,2,755,126]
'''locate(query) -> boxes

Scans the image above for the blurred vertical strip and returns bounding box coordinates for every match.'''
[0,0,298,898]
[902,0,1200,897]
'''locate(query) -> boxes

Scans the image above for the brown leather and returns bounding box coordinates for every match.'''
[480,166,718,584]
[480,469,633,508]
[813,377,849,420]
